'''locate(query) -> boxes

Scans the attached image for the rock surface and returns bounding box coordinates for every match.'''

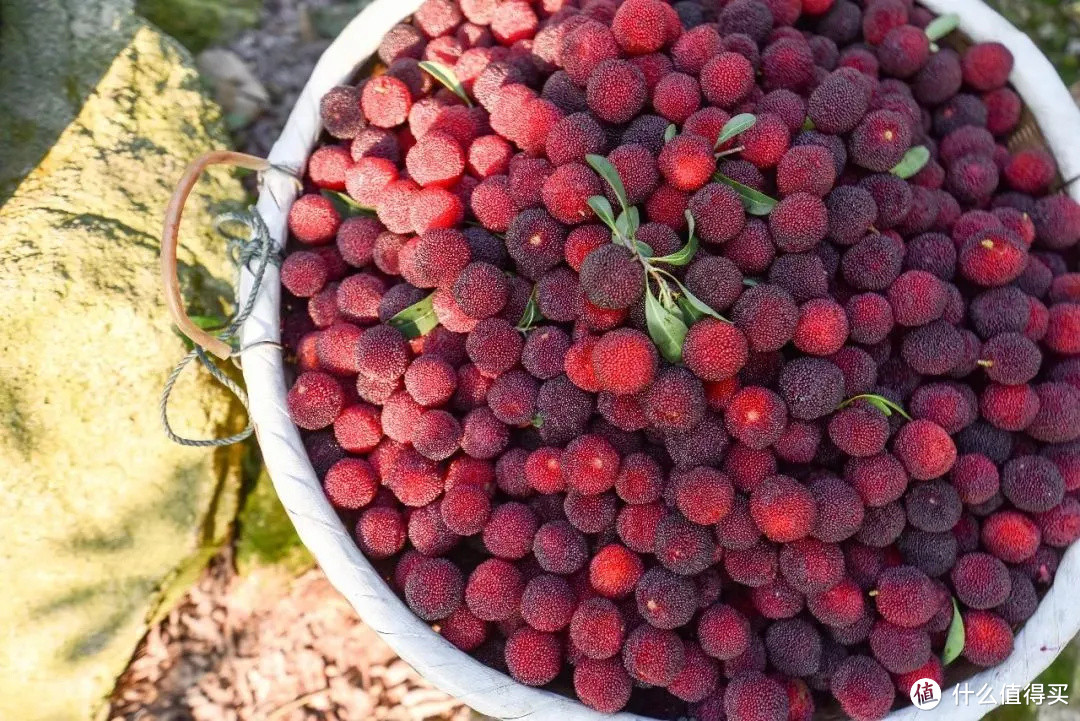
[0,0,140,200]
[0,2,247,719]
[195,48,271,130]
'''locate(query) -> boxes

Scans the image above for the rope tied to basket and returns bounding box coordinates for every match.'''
[160,206,282,447]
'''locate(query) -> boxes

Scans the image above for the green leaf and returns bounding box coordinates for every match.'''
[586,154,629,212]
[320,190,376,217]
[174,315,227,351]
[664,123,678,141]
[516,286,541,331]
[675,280,727,322]
[387,292,439,338]
[891,145,931,179]
[615,205,640,242]
[925,13,960,42]
[652,236,697,265]
[652,211,698,266]
[418,60,473,106]
[716,113,757,148]
[802,116,815,131]
[942,598,965,665]
[587,195,618,233]
[713,173,778,216]
[840,393,913,421]
[645,285,688,364]
[677,295,705,324]
[189,315,226,331]
[530,414,545,428]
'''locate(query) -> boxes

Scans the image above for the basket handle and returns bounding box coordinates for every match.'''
[162,150,272,359]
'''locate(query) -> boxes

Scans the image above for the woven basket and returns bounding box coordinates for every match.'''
[231,1,1080,718]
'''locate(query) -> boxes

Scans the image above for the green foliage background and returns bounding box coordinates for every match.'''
[136,0,262,52]
[986,0,1080,84]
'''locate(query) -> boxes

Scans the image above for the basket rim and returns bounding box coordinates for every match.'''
[237,1,1080,719]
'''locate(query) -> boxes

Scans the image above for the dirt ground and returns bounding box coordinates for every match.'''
[108,554,470,721]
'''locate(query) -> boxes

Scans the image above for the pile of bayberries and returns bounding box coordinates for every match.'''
[279,0,1080,717]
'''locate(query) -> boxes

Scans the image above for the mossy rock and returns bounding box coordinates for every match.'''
[137,0,262,53]
[235,463,315,577]
[0,1,248,718]
[0,1,140,201]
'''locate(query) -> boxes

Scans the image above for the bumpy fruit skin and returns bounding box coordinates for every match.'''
[504,627,562,686]
[874,565,939,628]
[404,557,464,621]
[635,566,697,630]
[289,194,342,246]
[591,328,657,394]
[587,59,647,124]
[580,245,645,310]
[952,552,1012,609]
[751,475,816,543]
[733,284,799,353]
[659,134,716,192]
[963,610,1014,667]
[320,86,365,139]
[288,372,344,430]
[963,42,1014,91]
[700,52,755,107]
[723,671,789,721]
[575,658,633,713]
[698,604,751,661]
[765,617,823,677]
[683,319,748,382]
[893,419,957,480]
[623,625,685,686]
[541,162,603,225]
[689,183,746,244]
[1001,455,1066,513]
[465,558,523,622]
[611,0,673,55]
[850,110,912,172]
[831,656,895,721]
[356,506,407,559]
[649,71,699,124]
[589,544,643,599]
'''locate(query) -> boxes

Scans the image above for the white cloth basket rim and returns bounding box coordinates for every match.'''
[235,1,1080,718]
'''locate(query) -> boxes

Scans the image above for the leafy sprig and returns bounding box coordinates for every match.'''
[584,155,728,363]
[925,13,960,52]
[418,61,473,106]
[321,189,376,217]
[839,393,912,421]
[387,291,439,338]
[716,113,757,149]
[516,287,541,332]
[942,598,965,665]
[891,146,930,179]
[713,173,778,216]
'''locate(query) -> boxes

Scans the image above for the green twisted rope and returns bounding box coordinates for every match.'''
[160,208,281,447]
